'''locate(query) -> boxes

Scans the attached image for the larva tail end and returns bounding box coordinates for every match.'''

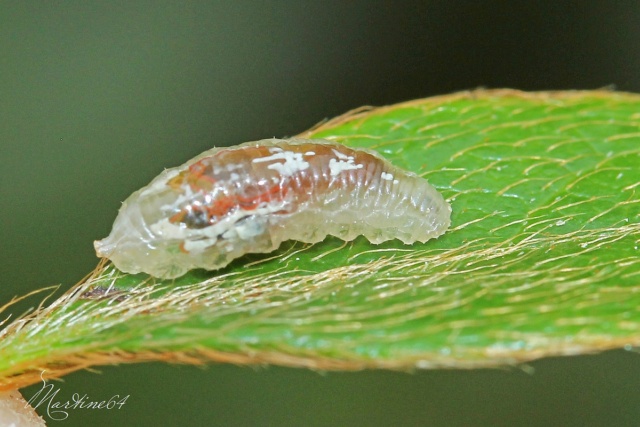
[93,238,114,259]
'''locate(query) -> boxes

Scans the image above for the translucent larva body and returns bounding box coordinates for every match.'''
[95,138,451,278]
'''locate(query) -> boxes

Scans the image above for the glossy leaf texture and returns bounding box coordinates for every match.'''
[1,89,639,389]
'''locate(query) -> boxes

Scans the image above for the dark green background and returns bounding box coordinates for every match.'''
[2,2,640,425]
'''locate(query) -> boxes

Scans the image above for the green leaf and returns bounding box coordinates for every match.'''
[2,89,639,389]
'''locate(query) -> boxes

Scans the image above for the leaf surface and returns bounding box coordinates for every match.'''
[2,89,639,389]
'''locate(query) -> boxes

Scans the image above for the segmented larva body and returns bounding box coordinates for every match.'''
[95,138,451,278]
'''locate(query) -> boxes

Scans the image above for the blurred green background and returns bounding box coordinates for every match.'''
[2,2,640,426]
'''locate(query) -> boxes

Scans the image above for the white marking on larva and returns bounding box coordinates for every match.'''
[151,219,192,240]
[328,157,364,176]
[252,151,310,176]
[152,200,288,254]
[230,172,240,181]
[393,179,399,184]
[332,149,350,160]
[226,163,243,172]
[182,239,214,253]
[381,172,394,181]
[214,163,243,174]
[305,151,316,156]
[160,185,196,211]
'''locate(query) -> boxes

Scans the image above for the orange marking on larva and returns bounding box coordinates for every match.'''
[205,196,236,218]
[169,184,289,228]
[187,162,217,189]
[169,211,186,224]
[236,184,288,210]
[168,161,218,191]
